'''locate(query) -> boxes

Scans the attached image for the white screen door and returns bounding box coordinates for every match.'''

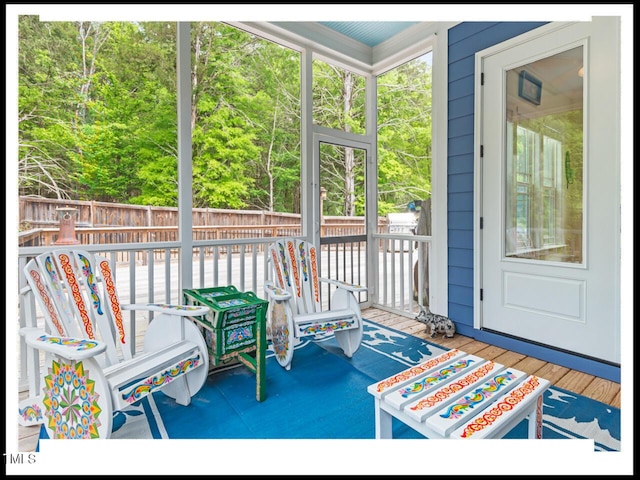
[312,134,371,306]
[479,18,620,364]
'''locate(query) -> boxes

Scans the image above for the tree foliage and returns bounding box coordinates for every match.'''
[377,57,433,214]
[17,18,433,216]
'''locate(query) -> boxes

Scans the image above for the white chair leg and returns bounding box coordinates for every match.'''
[335,326,363,358]
[163,375,191,406]
[332,289,363,357]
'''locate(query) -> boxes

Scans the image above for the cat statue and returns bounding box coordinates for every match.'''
[415,305,455,338]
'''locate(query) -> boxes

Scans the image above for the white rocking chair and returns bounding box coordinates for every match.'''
[18,249,210,439]
[263,238,367,370]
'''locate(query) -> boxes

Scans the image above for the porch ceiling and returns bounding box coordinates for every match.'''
[251,21,442,74]
[318,21,420,47]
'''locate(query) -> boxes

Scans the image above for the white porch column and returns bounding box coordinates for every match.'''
[177,22,194,295]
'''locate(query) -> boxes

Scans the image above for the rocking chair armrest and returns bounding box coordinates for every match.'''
[264,282,291,301]
[319,277,368,293]
[19,327,107,361]
[122,303,210,317]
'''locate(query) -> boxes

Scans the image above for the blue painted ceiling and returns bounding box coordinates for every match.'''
[318,21,419,47]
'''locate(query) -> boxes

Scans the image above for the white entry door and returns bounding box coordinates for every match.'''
[479,18,620,364]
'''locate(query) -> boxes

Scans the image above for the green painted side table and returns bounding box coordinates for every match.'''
[183,286,267,402]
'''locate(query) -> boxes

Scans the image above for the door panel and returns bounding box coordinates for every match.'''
[480,18,620,363]
[503,272,584,320]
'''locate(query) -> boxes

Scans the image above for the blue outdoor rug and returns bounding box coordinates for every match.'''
[102,319,621,450]
[39,319,620,452]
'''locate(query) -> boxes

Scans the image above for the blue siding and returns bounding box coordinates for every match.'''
[448,57,475,82]
[448,115,474,138]
[447,192,474,214]
[447,22,497,45]
[446,21,619,382]
[448,75,475,100]
[448,284,473,307]
[448,172,473,193]
[446,226,473,249]
[448,153,474,175]
[447,302,473,322]
[448,246,474,267]
[447,133,473,157]
[448,94,474,120]
[448,265,474,287]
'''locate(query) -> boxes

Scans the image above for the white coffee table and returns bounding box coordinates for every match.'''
[367,348,551,439]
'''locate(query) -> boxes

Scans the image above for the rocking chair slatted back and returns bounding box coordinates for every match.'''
[25,250,125,366]
[23,257,75,337]
[270,239,322,316]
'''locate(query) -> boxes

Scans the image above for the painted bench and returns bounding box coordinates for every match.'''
[367,349,551,439]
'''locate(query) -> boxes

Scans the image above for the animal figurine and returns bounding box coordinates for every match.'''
[415,305,455,338]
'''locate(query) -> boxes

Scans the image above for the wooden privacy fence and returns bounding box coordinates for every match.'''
[19,197,302,230]
[18,197,390,251]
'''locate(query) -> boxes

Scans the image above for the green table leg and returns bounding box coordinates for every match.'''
[255,310,266,402]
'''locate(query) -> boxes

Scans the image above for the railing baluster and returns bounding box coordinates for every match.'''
[391,239,397,308]
[226,246,233,286]
[213,246,220,286]
[238,244,246,291]
[251,246,259,294]
[417,243,424,307]
[198,247,206,289]
[163,248,171,304]
[382,238,388,305]
[128,252,137,353]
[148,249,155,325]
[410,240,415,305]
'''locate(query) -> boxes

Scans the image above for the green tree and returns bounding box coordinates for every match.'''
[18,18,180,205]
[73,22,179,204]
[241,38,301,213]
[18,17,85,199]
[189,23,263,208]
[377,56,433,215]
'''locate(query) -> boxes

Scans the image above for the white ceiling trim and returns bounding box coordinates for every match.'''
[230,21,461,76]
[271,21,374,68]
[371,22,457,74]
[230,21,375,75]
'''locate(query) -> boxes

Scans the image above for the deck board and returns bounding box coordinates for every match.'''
[581,377,621,407]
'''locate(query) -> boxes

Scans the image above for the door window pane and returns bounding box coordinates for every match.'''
[505,46,584,263]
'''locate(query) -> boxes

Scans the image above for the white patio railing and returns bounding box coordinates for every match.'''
[16,233,431,391]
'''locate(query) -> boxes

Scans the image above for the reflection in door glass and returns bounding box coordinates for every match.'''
[504,46,583,263]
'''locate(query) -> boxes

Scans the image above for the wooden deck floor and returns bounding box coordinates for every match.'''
[17,306,621,452]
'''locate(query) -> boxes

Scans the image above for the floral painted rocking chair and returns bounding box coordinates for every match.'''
[18,249,210,439]
[263,238,367,370]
